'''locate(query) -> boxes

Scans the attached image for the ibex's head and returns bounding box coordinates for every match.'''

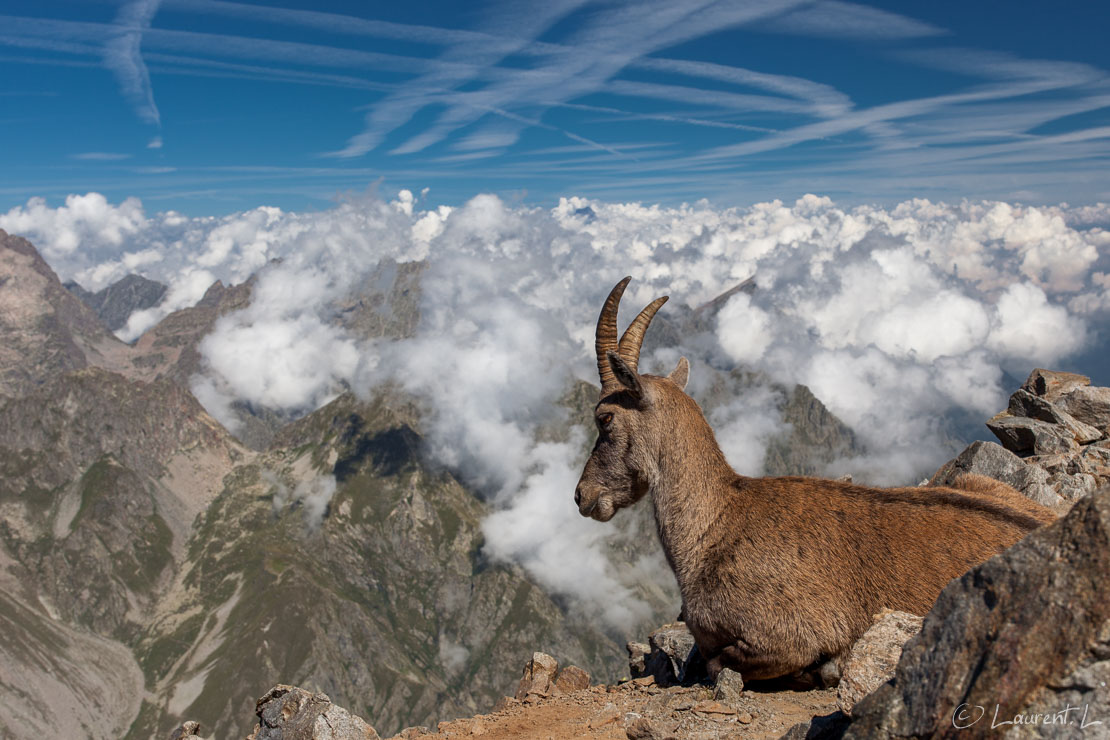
[574,277,689,521]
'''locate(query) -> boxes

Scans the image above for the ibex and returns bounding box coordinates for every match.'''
[574,277,1055,681]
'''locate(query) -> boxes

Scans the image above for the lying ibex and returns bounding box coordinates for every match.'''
[574,277,1054,681]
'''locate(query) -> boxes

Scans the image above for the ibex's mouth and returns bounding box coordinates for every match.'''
[583,496,615,522]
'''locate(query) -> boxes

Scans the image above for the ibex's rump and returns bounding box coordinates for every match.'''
[574,277,1053,681]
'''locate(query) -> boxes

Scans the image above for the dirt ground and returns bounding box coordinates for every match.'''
[387,676,839,740]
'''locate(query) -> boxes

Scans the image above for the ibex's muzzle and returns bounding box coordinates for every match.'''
[574,483,596,517]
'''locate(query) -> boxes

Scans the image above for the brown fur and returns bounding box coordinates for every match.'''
[575,286,1055,682]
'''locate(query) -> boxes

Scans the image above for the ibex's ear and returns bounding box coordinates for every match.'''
[668,356,689,390]
[606,351,643,398]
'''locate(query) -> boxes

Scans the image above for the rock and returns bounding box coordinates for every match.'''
[817,659,840,688]
[514,652,559,700]
[1021,368,1090,402]
[692,700,737,716]
[779,712,851,740]
[843,487,1110,738]
[490,696,519,713]
[626,717,679,740]
[639,622,707,686]
[627,641,650,677]
[986,413,1079,456]
[1079,443,1110,479]
[1047,471,1098,502]
[1058,385,1110,433]
[168,721,202,740]
[835,610,923,715]
[554,665,591,693]
[930,440,1058,506]
[713,667,744,705]
[246,685,380,740]
[1007,389,1102,444]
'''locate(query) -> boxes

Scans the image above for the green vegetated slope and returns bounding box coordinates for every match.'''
[126,392,621,738]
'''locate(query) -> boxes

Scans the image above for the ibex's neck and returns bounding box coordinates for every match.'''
[647,395,740,587]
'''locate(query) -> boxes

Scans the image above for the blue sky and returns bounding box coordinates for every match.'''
[1,0,1109,214]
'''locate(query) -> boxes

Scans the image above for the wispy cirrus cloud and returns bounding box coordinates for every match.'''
[72,152,133,161]
[754,0,946,39]
[104,0,163,126]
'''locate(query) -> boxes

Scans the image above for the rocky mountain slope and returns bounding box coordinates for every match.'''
[0,230,867,739]
[65,274,167,332]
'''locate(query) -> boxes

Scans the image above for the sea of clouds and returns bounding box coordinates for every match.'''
[4,189,1108,629]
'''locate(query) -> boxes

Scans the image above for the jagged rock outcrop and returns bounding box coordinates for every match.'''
[842,486,1110,738]
[65,274,168,332]
[513,652,591,701]
[933,368,1110,510]
[245,686,381,740]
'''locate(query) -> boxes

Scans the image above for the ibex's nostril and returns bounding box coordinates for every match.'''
[574,488,582,506]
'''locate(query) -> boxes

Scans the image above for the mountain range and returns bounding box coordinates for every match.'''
[0,228,863,739]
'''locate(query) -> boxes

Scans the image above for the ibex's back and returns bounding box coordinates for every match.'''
[574,278,1053,681]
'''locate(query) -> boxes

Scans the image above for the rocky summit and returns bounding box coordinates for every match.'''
[169,436,1109,740]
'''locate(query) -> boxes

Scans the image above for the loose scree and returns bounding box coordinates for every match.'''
[574,277,1054,680]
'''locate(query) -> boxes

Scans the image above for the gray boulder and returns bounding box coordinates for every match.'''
[844,487,1110,739]
[1058,386,1110,434]
[835,610,923,715]
[930,440,1059,507]
[1021,368,1091,402]
[1007,389,1102,444]
[246,686,380,740]
[986,413,1079,456]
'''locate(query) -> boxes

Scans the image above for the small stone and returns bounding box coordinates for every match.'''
[691,700,737,716]
[818,658,841,688]
[632,675,655,687]
[627,641,650,677]
[737,712,753,724]
[169,721,201,740]
[625,717,679,740]
[554,664,590,693]
[712,667,744,705]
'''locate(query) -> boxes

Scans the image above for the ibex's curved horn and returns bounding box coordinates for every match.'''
[618,295,668,373]
[596,277,631,391]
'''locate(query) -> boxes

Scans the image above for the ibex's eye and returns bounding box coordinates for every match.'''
[596,412,613,430]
